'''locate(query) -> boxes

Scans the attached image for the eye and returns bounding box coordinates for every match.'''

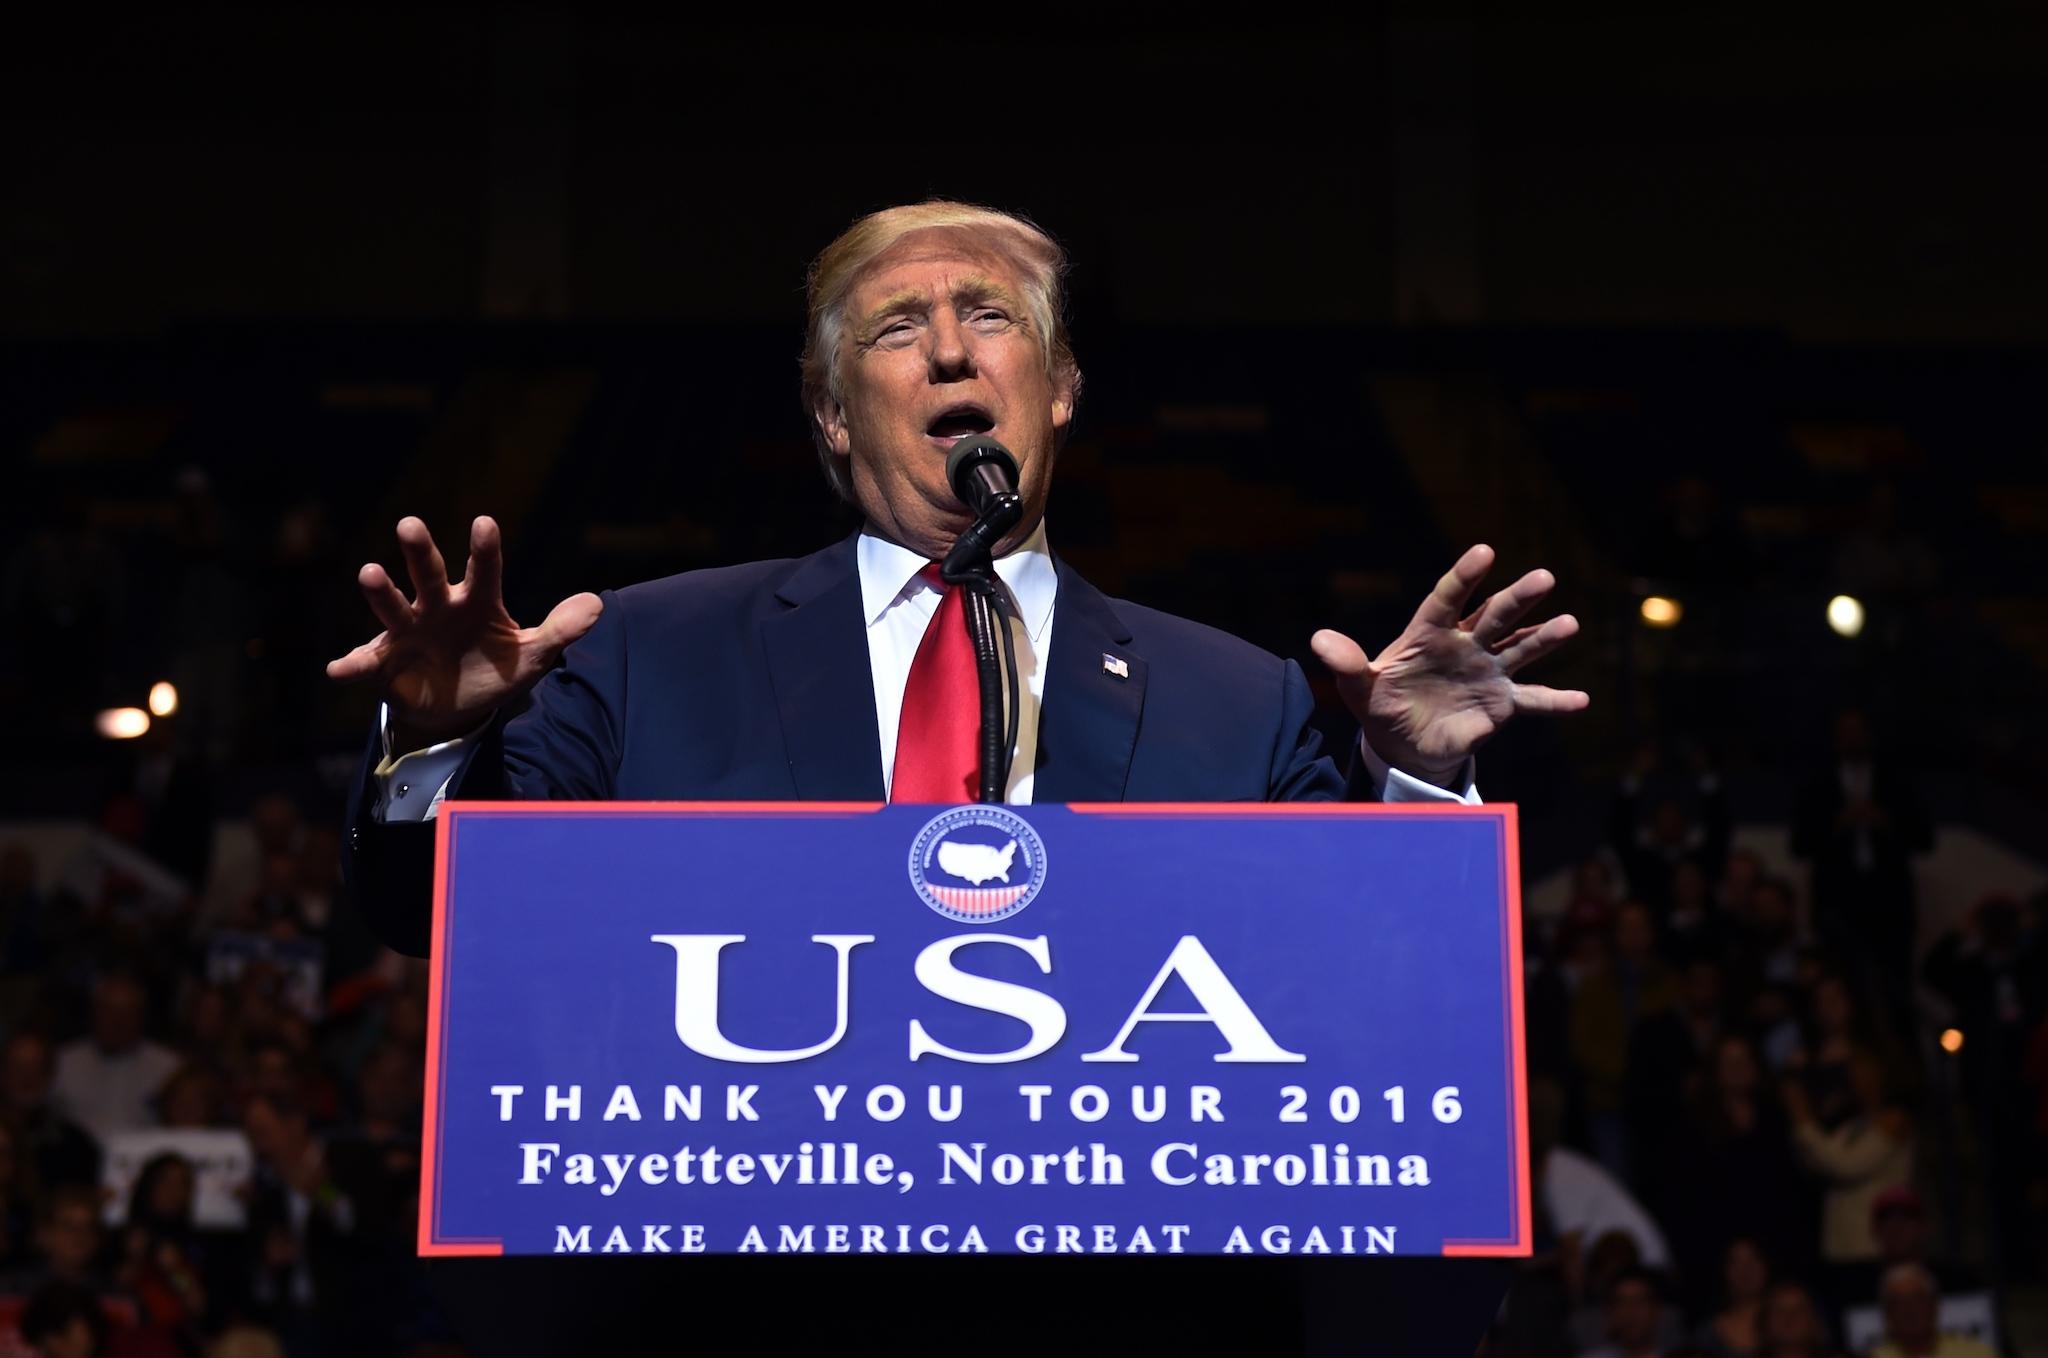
[968,307,1012,329]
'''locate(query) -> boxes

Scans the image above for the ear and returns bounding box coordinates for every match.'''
[1050,364,1078,432]
[814,395,852,460]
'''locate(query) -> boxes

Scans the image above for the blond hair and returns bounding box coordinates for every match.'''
[800,200,1080,500]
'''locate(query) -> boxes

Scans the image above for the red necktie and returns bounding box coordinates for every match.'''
[891,564,981,803]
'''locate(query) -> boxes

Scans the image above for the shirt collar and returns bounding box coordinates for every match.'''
[857,519,1057,644]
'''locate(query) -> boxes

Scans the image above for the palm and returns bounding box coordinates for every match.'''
[1312,543,1588,782]
[326,516,602,746]
[380,598,525,722]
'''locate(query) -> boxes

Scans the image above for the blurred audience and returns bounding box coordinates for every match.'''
[0,581,2040,1358]
[1869,1264,1994,1358]
[52,975,180,1146]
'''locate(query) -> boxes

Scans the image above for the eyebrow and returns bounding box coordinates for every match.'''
[856,274,1025,335]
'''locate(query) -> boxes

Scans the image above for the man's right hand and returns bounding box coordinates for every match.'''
[325,515,603,752]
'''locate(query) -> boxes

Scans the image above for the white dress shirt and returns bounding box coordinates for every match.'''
[374,523,1480,816]
[861,521,1056,802]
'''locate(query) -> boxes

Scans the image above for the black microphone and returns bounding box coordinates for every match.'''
[940,435,1025,583]
[944,434,1020,515]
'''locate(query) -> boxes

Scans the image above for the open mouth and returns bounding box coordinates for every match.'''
[924,402,995,444]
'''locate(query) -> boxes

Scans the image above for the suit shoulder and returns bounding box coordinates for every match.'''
[1108,596,1292,683]
[606,554,811,627]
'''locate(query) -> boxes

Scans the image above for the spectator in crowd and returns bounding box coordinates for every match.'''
[0,1119,36,1270]
[1,1036,99,1191]
[12,1187,111,1297]
[1532,1081,1673,1274]
[1830,1186,1983,1319]
[1868,1264,1993,1358]
[1576,1266,1670,1358]
[1923,891,2046,1276]
[327,1043,418,1209]
[1,843,50,986]
[1755,1281,1838,1358]
[1628,957,1726,1158]
[1571,903,1676,1180]
[238,1093,372,1356]
[51,975,180,1147]
[1783,1050,1913,1274]
[1715,850,1762,924]
[205,1327,285,1358]
[1688,1236,1770,1358]
[1793,973,1911,1128]
[1659,861,1723,965]
[157,1066,228,1132]
[1791,708,1931,1018]
[1657,1036,1807,1300]
[1611,743,1730,913]
[1726,877,1802,1010]
[115,1152,210,1348]
[1728,876,1810,1056]
[1573,854,1622,916]
[201,797,302,932]
[16,1278,109,1358]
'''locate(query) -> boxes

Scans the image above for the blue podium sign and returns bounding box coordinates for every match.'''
[419,802,1530,1259]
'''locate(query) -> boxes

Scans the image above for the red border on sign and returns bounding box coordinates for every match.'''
[415,800,1530,1259]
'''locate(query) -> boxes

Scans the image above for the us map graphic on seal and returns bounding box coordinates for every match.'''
[908,806,1048,924]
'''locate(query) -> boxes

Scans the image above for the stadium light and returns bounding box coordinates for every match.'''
[1639,596,1683,628]
[1827,594,1866,638]
[96,707,151,740]
[148,681,179,717]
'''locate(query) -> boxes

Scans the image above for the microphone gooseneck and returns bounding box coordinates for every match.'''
[938,435,1025,803]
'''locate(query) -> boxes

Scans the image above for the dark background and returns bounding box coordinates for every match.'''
[0,7,2043,1357]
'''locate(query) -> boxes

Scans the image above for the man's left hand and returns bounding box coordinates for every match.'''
[1311,543,1589,786]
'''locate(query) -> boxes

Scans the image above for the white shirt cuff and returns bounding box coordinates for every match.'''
[1355,732,1481,805]
[373,702,485,823]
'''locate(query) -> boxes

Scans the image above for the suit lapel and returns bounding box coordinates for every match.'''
[760,534,886,800]
[1034,558,1146,803]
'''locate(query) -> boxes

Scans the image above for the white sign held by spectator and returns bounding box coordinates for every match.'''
[100,1127,254,1230]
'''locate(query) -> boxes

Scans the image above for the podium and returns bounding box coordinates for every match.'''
[416,800,1530,1267]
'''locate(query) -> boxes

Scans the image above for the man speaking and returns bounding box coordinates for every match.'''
[328,202,1587,1354]
[331,200,1587,953]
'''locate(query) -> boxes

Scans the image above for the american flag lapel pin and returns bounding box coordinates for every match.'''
[1102,653,1129,680]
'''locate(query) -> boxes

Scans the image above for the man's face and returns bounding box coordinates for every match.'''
[818,228,1074,560]
[40,1203,99,1275]
[1881,1272,1938,1347]
[1877,1206,1928,1262]
[90,979,146,1054]
[2,1036,51,1107]
[1606,1279,1658,1347]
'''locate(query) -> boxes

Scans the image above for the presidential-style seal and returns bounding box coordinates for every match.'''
[908,805,1048,924]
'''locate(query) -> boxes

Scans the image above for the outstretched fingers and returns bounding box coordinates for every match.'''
[1493,613,1580,673]
[1467,568,1558,646]
[1512,683,1591,714]
[396,516,451,611]
[357,562,414,635]
[324,632,391,682]
[1308,628,1376,707]
[1413,544,1496,630]
[462,515,504,609]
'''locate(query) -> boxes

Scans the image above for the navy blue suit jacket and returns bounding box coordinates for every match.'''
[345,531,1366,955]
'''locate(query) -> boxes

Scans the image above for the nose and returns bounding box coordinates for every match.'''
[926,309,977,382]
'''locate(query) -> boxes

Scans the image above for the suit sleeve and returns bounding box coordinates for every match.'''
[1265,658,1361,801]
[341,588,628,957]
[1264,658,1481,804]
